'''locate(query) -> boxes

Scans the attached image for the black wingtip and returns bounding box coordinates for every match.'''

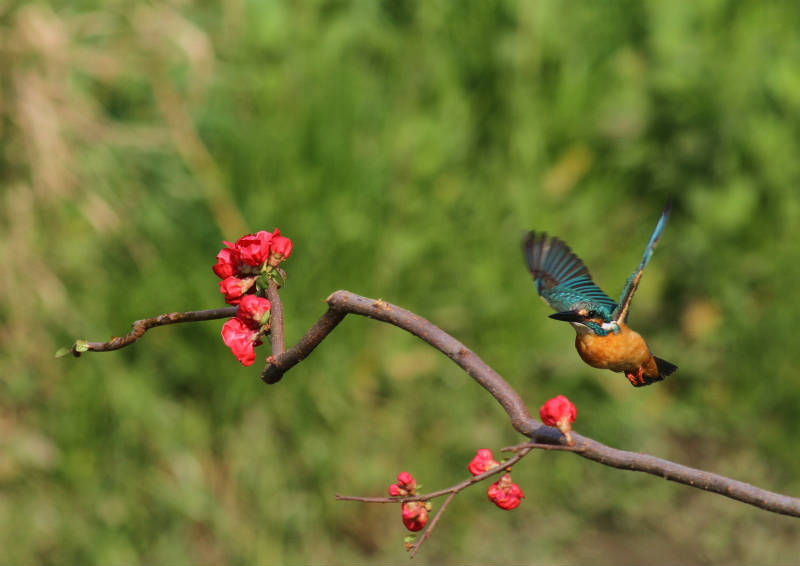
[662,198,673,218]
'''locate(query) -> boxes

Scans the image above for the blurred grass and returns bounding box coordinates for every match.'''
[2,0,800,563]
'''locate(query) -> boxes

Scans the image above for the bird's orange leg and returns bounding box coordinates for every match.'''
[624,367,645,386]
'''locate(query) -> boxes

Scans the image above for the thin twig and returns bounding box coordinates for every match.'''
[337,449,533,555]
[410,491,457,558]
[336,449,532,504]
[68,307,237,356]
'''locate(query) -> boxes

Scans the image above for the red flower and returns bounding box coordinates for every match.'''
[487,473,524,510]
[236,295,271,328]
[221,318,262,366]
[235,230,274,267]
[269,228,293,265]
[539,394,577,446]
[401,501,429,532]
[212,243,240,279]
[468,448,500,476]
[219,276,256,305]
[389,471,417,496]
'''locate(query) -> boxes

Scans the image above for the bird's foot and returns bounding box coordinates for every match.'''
[624,367,645,387]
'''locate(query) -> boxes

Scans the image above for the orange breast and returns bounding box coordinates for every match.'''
[575,323,658,376]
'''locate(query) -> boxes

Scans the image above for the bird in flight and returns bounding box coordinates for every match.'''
[523,203,677,387]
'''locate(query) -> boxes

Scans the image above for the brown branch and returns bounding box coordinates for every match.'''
[262,292,535,433]
[67,307,237,356]
[261,305,346,384]
[265,279,285,356]
[67,289,800,518]
[269,290,800,518]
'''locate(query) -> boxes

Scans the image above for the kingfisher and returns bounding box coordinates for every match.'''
[523,203,677,387]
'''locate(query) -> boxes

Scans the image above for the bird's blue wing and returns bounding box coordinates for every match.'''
[523,231,617,317]
[612,201,671,322]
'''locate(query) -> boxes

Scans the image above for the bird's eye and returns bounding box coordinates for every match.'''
[586,310,597,318]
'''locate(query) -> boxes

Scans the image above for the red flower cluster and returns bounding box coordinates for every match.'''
[388,471,417,497]
[388,472,431,532]
[213,229,292,366]
[467,448,499,476]
[539,394,577,446]
[487,473,525,510]
[213,228,293,305]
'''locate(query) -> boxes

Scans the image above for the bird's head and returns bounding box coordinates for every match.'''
[549,306,619,336]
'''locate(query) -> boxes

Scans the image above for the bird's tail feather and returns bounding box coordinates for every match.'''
[654,356,678,379]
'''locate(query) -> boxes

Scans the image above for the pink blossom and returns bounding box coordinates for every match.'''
[389,471,417,497]
[539,394,577,445]
[235,230,274,267]
[236,295,271,328]
[221,318,262,366]
[487,473,524,510]
[401,501,429,532]
[270,228,293,263]
[219,276,256,305]
[468,448,500,476]
[212,243,241,279]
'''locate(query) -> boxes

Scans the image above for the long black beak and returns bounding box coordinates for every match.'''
[548,311,586,323]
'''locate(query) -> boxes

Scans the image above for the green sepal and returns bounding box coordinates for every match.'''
[74,340,89,353]
[268,269,285,286]
[256,274,271,293]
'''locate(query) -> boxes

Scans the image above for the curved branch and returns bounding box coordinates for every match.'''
[263,290,800,518]
[66,307,237,356]
[66,289,800,517]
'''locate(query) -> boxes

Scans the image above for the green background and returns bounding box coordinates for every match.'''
[2,0,800,563]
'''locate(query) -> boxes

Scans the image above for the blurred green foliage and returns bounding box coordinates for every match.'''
[2,0,800,563]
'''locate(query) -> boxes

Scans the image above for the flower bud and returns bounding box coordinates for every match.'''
[269,229,293,265]
[539,394,577,446]
[219,276,257,305]
[396,471,415,490]
[389,471,417,497]
[212,244,240,279]
[487,473,524,510]
[236,295,272,328]
[468,448,500,476]
[401,501,429,532]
